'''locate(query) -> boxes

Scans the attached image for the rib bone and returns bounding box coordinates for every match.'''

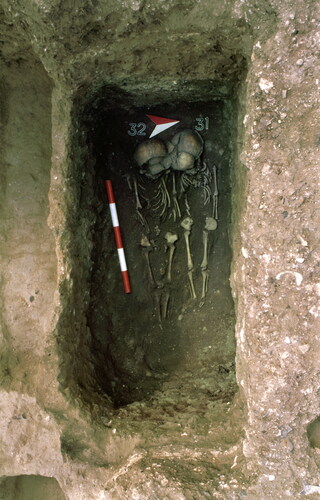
[134,177,150,232]
[153,174,171,220]
[133,177,142,210]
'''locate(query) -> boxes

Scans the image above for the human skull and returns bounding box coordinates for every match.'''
[133,129,204,179]
[167,129,203,172]
[133,139,168,178]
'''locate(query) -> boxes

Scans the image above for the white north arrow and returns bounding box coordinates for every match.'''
[147,114,180,138]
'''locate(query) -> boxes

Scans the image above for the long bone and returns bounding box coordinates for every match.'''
[161,291,170,321]
[212,165,218,220]
[140,235,157,288]
[154,290,162,323]
[200,217,218,299]
[180,216,196,299]
[164,231,178,283]
[154,289,170,323]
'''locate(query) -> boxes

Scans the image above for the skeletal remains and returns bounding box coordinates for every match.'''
[133,177,150,232]
[140,235,156,287]
[164,231,178,283]
[200,217,218,300]
[133,129,213,222]
[180,216,196,299]
[139,232,176,321]
[134,128,219,308]
[134,129,203,178]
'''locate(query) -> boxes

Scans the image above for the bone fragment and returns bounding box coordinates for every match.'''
[140,235,156,287]
[164,231,178,282]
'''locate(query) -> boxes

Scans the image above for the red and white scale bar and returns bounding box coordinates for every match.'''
[105,180,131,294]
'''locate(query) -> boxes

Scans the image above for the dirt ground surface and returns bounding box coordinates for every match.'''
[0,0,319,499]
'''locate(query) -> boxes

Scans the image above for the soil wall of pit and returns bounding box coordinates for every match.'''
[0,57,58,405]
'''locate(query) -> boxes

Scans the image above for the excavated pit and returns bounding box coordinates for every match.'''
[2,1,320,497]
[65,80,244,418]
